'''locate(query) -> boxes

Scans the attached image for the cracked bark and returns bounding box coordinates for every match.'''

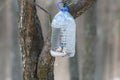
[18,0,96,80]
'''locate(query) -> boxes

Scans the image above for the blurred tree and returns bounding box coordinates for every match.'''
[82,5,96,80]
[0,0,8,80]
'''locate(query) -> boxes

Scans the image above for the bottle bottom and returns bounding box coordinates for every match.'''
[50,50,75,57]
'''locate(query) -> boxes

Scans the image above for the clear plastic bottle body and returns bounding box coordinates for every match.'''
[50,11,76,57]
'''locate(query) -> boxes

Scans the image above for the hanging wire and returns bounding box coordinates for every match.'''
[68,0,78,6]
[26,0,52,25]
[27,0,50,16]
[26,0,78,23]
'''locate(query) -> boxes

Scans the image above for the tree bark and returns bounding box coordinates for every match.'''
[18,0,44,80]
[18,0,96,80]
[63,0,96,18]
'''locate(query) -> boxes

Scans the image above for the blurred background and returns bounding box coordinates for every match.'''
[0,0,120,80]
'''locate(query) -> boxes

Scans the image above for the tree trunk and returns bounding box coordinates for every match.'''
[82,5,96,80]
[18,0,44,80]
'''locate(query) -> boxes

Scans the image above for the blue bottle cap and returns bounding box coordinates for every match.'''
[57,2,68,12]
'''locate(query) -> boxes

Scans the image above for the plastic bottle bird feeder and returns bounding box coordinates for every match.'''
[50,2,76,57]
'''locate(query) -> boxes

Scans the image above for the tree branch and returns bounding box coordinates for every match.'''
[37,31,55,80]
[63,0,96,18]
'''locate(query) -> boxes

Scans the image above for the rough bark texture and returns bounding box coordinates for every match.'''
[18,0,96,80]
[18,0,44,80]
[63,0,96,18]
[37,31,55,80]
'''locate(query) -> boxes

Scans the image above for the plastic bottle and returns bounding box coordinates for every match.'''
[50,2,76,57]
